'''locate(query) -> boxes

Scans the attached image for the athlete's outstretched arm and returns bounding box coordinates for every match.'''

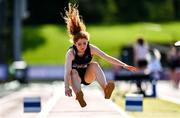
[90,44,137,72]
[64,49,74,97]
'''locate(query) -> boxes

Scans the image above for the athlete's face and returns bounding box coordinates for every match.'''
[75,38,88,53]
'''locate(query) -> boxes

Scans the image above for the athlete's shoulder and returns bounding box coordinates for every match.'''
[66,48,74,60]
[90,44,101,50]
[89,44,101,55]
[89,44,98,49]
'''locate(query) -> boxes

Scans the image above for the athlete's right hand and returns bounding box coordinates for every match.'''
[65,87,72,97]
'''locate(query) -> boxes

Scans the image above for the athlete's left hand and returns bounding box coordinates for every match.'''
[65,87,72,97]
[125,65,138,72]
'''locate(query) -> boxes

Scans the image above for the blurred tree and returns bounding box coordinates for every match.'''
[144,0,174,21]
[0,0,14,63]
[114,0,174,22]
[104,0,118,23]
[24,0,68,24]
[173,0,180,19]
[72,0,107,23]
[24,0,178,24]
[115,0,148,22]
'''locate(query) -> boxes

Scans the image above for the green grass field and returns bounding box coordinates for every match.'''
[22,22,180,66]
[112,88,180,118]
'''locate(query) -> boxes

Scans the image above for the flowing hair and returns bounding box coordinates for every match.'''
[63,3,89,43]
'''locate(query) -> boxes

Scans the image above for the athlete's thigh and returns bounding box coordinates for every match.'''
[84,62,98,83]
[69,69,81,85]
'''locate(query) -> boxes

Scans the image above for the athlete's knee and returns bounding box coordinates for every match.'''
[90,62,100,69]
[71,69,78,77]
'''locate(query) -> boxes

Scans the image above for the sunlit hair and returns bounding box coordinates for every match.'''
[63,3,89,43]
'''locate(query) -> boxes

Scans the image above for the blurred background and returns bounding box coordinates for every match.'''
[0,0,180,118]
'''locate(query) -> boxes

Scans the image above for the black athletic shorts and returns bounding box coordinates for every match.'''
[76,68,90,85]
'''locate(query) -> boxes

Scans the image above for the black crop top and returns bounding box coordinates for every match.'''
[71,42,92,69]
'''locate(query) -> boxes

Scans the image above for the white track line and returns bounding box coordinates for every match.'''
[0,89,24,105]
[158,94,180,104]
[157,82,180,104]
[36,83,64,118]
[96,90,131,118]
[106,100,131,118]
[37,83,130,118]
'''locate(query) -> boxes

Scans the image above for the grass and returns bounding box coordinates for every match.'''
[22,22,180,66]
[112,87,180,118]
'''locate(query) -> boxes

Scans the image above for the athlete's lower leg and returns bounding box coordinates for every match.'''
[71,69,86,107]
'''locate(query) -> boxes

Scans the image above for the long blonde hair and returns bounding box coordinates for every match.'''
[63,3,89,43]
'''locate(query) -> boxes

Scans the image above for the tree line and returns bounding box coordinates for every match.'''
[24,0,180,24]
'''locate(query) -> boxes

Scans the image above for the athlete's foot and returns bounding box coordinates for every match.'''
[76,90,87,107]
[104,80,115,99]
